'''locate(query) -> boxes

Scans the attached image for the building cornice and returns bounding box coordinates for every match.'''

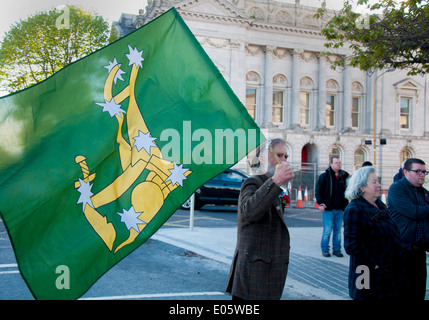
[134,0,332,36]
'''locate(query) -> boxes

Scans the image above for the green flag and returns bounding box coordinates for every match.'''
[0,8,264,299]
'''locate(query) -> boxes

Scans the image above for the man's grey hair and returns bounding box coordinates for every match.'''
[255,138,286,158]
[345,166,376,201]
[247,138,286,175]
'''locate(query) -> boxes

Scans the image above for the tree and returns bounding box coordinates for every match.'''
[315,0,429,75]
[0,5,116,93]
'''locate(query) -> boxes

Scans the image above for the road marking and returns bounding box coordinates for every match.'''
[285,213,322,222]
[165,216,224,228]
[80,291,226,300]
[164,223,194,228]
[0,264,18,268]
[0,270,19,275]
[0,264,19,275]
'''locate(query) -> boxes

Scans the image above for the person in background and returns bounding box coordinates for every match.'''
[315,156,349,257]
[388,158,429,300]
[226,139,294,300]
[393,161,406,182]
[362,161,373,167]
[344,166,408,300]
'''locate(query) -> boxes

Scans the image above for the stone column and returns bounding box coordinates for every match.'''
[317,54,327,131]
[263,45,275,128]
[364,72,373,134]
[229,39,245,103]
[290,49,302,129]
[342,67,352,132]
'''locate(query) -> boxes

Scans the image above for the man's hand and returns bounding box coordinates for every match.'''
[319,204,327,212]
[272,162,294,186]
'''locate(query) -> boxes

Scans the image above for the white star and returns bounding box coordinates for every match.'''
[133,130,157,154]
[126,44,144,68]
[104,57,119,73]
[77,178,94,211]
[117,206,145,232]
[95,98,126,118]
[165,163,190,187]
[105,58,126,84]
[113,67,126,84]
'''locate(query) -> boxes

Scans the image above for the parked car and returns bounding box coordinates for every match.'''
[181,169,249,209]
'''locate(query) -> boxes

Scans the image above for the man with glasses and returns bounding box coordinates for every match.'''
[226,139,294,300]
[388,158,429,300]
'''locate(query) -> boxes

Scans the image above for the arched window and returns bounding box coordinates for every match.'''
[354,148,366,170]
[351,82,363,129]
[326,79,339,128]
[400,148,413,164]
[300,77,313,126]
[273,74,287,124]
[246,71,260,121]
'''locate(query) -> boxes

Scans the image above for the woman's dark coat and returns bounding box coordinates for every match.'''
[344,196,408,300]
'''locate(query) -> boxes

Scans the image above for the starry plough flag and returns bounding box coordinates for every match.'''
[0,8,264,300]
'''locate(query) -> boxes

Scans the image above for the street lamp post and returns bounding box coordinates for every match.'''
[373,68,394,166]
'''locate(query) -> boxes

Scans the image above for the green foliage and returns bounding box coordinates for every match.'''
[315,0,429,75]
[0,6,112,93]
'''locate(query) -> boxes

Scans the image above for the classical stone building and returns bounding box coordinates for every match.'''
[113,0,429,194]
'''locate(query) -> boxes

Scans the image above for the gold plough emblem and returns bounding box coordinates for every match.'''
[74,45,191,253]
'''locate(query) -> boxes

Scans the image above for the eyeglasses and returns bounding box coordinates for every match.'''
[408,169,429,176]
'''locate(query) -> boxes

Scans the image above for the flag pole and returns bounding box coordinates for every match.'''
[189,193,195,231]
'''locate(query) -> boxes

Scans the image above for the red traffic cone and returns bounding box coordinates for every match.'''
[295,186,303,208]
[381,189,387,204]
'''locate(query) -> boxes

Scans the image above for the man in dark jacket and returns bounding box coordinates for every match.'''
[388,158,429,300]
[315,156,349,257]
[226,139,294,300]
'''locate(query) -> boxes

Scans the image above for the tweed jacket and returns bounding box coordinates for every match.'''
[226,174,290,300]
[344,197,408,300]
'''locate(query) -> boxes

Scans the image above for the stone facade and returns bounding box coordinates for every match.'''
[113,0,429,191]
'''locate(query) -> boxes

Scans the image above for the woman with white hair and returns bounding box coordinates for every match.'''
[344,166,408,300]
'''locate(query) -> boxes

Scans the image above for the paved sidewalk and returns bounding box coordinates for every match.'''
[152,226,351,300]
